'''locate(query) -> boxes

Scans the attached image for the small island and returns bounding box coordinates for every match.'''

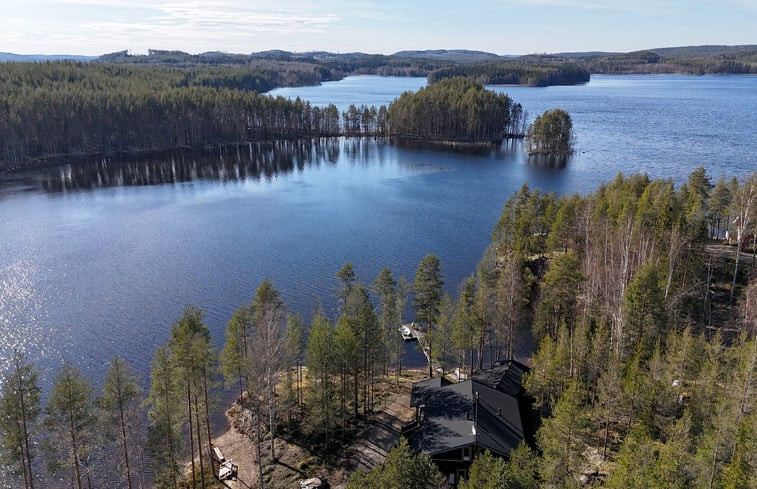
[525,109,574,155]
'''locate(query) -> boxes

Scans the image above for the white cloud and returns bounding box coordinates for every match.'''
[156,1,339,32]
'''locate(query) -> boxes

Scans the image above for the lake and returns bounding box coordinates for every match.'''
[1,74,755,391]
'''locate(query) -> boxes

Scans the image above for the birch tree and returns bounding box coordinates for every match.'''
[250,279,286,460]
[729,173,756,303]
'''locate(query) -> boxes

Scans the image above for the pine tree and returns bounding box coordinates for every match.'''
[533,250,583,341]
[622,260,666,359]
[146,346,184,489]
[503,442,540,489]
[373,267,398,376]
[413,253,444,377]
[45,363,97,489]
[709,175,732,239]
[452,275,477,378]
[333,316,358,439]
[429,293,454,377]
[101,356,143,489]
[285,312,305,426]
[168,305,214,488]
[345,438,445,489]
[220,305,253,402]
[336,262,357,311]
[413,254,444,332]
[305,312,335,448]
[536,380,589,488]
[459,450,507,489]
[0,352,41,489]
[343,284,379,418]
[495,253,531,361]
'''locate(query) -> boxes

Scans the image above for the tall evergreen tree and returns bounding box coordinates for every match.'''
[622,260,667,359]
[101,356,143,489]
[709,175,732,239]
[168,305,214,489]
[533,250,583,341]
[413,253,443,376]
[536,380,589,488]
[333,316,359,439]
[343,284,379,418]
[305,312,335,448]
[45,363,97,489]
[373,267,398,376]
[336,262,357,311]
[220,305,253,402]
[146,346,184,489]
[0,352,41,489]
[284,312,305,426]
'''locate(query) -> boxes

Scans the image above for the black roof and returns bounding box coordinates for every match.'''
[410,376,453,407]
[406,360,531,457]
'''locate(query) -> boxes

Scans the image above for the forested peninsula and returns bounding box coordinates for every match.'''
[428,61,590,86]
[0,62,525,169]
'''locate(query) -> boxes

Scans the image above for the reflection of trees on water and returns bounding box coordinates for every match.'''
[40,138,342,192]
[35,136,566,192]
[526,153,569,169]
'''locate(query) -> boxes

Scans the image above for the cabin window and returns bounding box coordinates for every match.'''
[456,468,469,482]
[449,473,455,484]
[462,446,472,461]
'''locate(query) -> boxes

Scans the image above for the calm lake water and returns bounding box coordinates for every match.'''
[1,74,755,391]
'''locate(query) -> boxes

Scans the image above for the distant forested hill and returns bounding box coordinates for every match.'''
[564,45,757,74]
[392,49,504,63]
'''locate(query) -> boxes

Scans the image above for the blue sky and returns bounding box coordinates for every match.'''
[2,0,755,56]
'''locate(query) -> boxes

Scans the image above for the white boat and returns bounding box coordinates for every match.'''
[399,324,418,341]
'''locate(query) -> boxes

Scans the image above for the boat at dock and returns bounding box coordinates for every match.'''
[399,323,419,341]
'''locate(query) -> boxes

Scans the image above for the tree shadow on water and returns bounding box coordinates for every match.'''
[527,153,570,169]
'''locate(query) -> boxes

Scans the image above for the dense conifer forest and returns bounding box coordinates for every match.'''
[386,77,526,143]
[573,46,757,74]
[427,61,590,86]
[526,109,574,155]
[0,63,528,169]
[2,168,754,488]
[0,62,345,169]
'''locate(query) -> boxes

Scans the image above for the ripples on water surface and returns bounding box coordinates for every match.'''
[1,74,755,392]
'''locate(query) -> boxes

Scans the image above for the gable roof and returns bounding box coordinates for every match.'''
[406,360,531,457]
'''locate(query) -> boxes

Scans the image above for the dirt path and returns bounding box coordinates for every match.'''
[212,421,257,489]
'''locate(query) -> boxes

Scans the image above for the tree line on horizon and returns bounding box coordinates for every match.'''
[1,168,754,488]
[95,46,757,77]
